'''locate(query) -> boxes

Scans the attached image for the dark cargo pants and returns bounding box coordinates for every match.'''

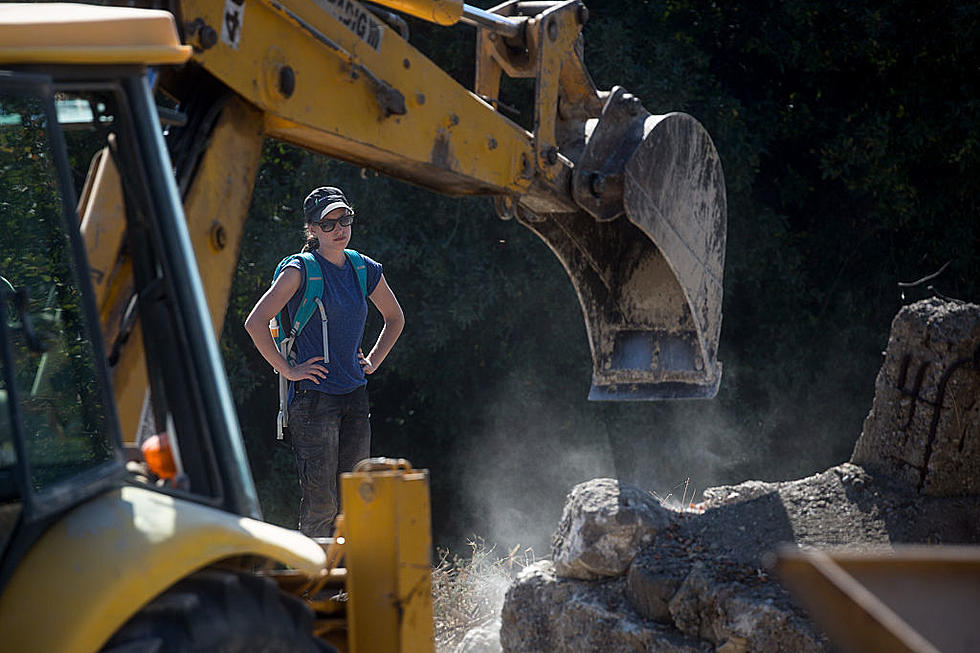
[288,385,371,537]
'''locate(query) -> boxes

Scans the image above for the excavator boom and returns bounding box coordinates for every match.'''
[70,0,729,433]
[152,0,728,404]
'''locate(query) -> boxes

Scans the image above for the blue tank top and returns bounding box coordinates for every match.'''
[285,250,383,396]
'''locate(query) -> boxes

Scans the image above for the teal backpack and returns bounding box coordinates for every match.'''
[270,249,367,439]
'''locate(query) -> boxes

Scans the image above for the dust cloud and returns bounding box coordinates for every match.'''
[446,358,822,556]
[454,370,618,554]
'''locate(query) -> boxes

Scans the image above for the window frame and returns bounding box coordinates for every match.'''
[0,70,126,524]
[1,63,262,525]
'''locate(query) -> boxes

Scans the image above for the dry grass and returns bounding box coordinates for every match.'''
[651,477,706,513]
[431,537,536,653]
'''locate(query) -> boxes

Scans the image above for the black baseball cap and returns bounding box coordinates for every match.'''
[303,186,353,223]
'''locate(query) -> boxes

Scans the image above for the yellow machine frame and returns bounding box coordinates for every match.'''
[0,486,326,653]
[341,460,435,652]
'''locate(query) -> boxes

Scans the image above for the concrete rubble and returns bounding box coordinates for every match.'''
[852,298,980,495]
[551,477,672,580]
[453,619,502,653]
[491,299,980,653]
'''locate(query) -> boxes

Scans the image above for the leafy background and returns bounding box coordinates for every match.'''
[220,0,979,553]
[0,95,114,488]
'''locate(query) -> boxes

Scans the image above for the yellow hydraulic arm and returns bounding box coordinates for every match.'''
[89,0,727,437]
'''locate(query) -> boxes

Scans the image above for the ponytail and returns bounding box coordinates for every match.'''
[302,235,319,253]
[302,224,318,253]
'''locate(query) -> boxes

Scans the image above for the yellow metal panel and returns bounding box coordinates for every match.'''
[778,547,980,653]
[341,466,435,653]
[75,149,149,441]
[112,322,150,443]
[370,0,463,26]
[79,148,127,313]
[182,98,266,335]
[778,549,936,653]
[531,1,583,179]
[0,4,191,65]
[0,486,326,653]
[344,471,399,652]
[395,472,435,647]
[182,0,533,195]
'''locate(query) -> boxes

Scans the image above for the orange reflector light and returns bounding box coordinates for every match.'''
[141,433,177,480]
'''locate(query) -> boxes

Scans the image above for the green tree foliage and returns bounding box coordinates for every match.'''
[222,1,979,549]
[1,93,114,487]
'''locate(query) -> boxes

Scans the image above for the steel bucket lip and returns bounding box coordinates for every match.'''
[589,364,722,401]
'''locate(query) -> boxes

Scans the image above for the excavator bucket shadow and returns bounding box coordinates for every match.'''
[522,113,726,400]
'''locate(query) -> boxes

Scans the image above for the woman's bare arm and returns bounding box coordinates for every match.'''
[244,267,328,384]
[360,274,405,374]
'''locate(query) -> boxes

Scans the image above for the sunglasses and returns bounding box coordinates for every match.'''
[314,213,354,233]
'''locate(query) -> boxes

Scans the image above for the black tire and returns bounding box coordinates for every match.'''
[101,568,337,653]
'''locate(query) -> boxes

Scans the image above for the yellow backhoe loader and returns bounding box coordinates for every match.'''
[0,1,726,650]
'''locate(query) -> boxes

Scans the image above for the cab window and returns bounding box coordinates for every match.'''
[0,85,117,504]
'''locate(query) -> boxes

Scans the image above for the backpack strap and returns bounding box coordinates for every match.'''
[345,249,368,298]
[272,252,324,345]
[271,252,328,440]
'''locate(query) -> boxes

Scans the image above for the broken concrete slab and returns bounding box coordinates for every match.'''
[852,298,980,496]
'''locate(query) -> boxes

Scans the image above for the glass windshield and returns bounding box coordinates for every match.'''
[0,90,115,492]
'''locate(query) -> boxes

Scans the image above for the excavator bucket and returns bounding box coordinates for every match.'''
[522,96,726,400]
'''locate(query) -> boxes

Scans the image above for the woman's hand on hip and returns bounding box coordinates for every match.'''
[358,349,376,375]
[283,356,328,383]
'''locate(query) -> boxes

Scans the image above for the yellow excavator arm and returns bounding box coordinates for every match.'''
[83,0,726,439]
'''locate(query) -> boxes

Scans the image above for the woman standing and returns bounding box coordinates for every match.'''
[245,186,404,537]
